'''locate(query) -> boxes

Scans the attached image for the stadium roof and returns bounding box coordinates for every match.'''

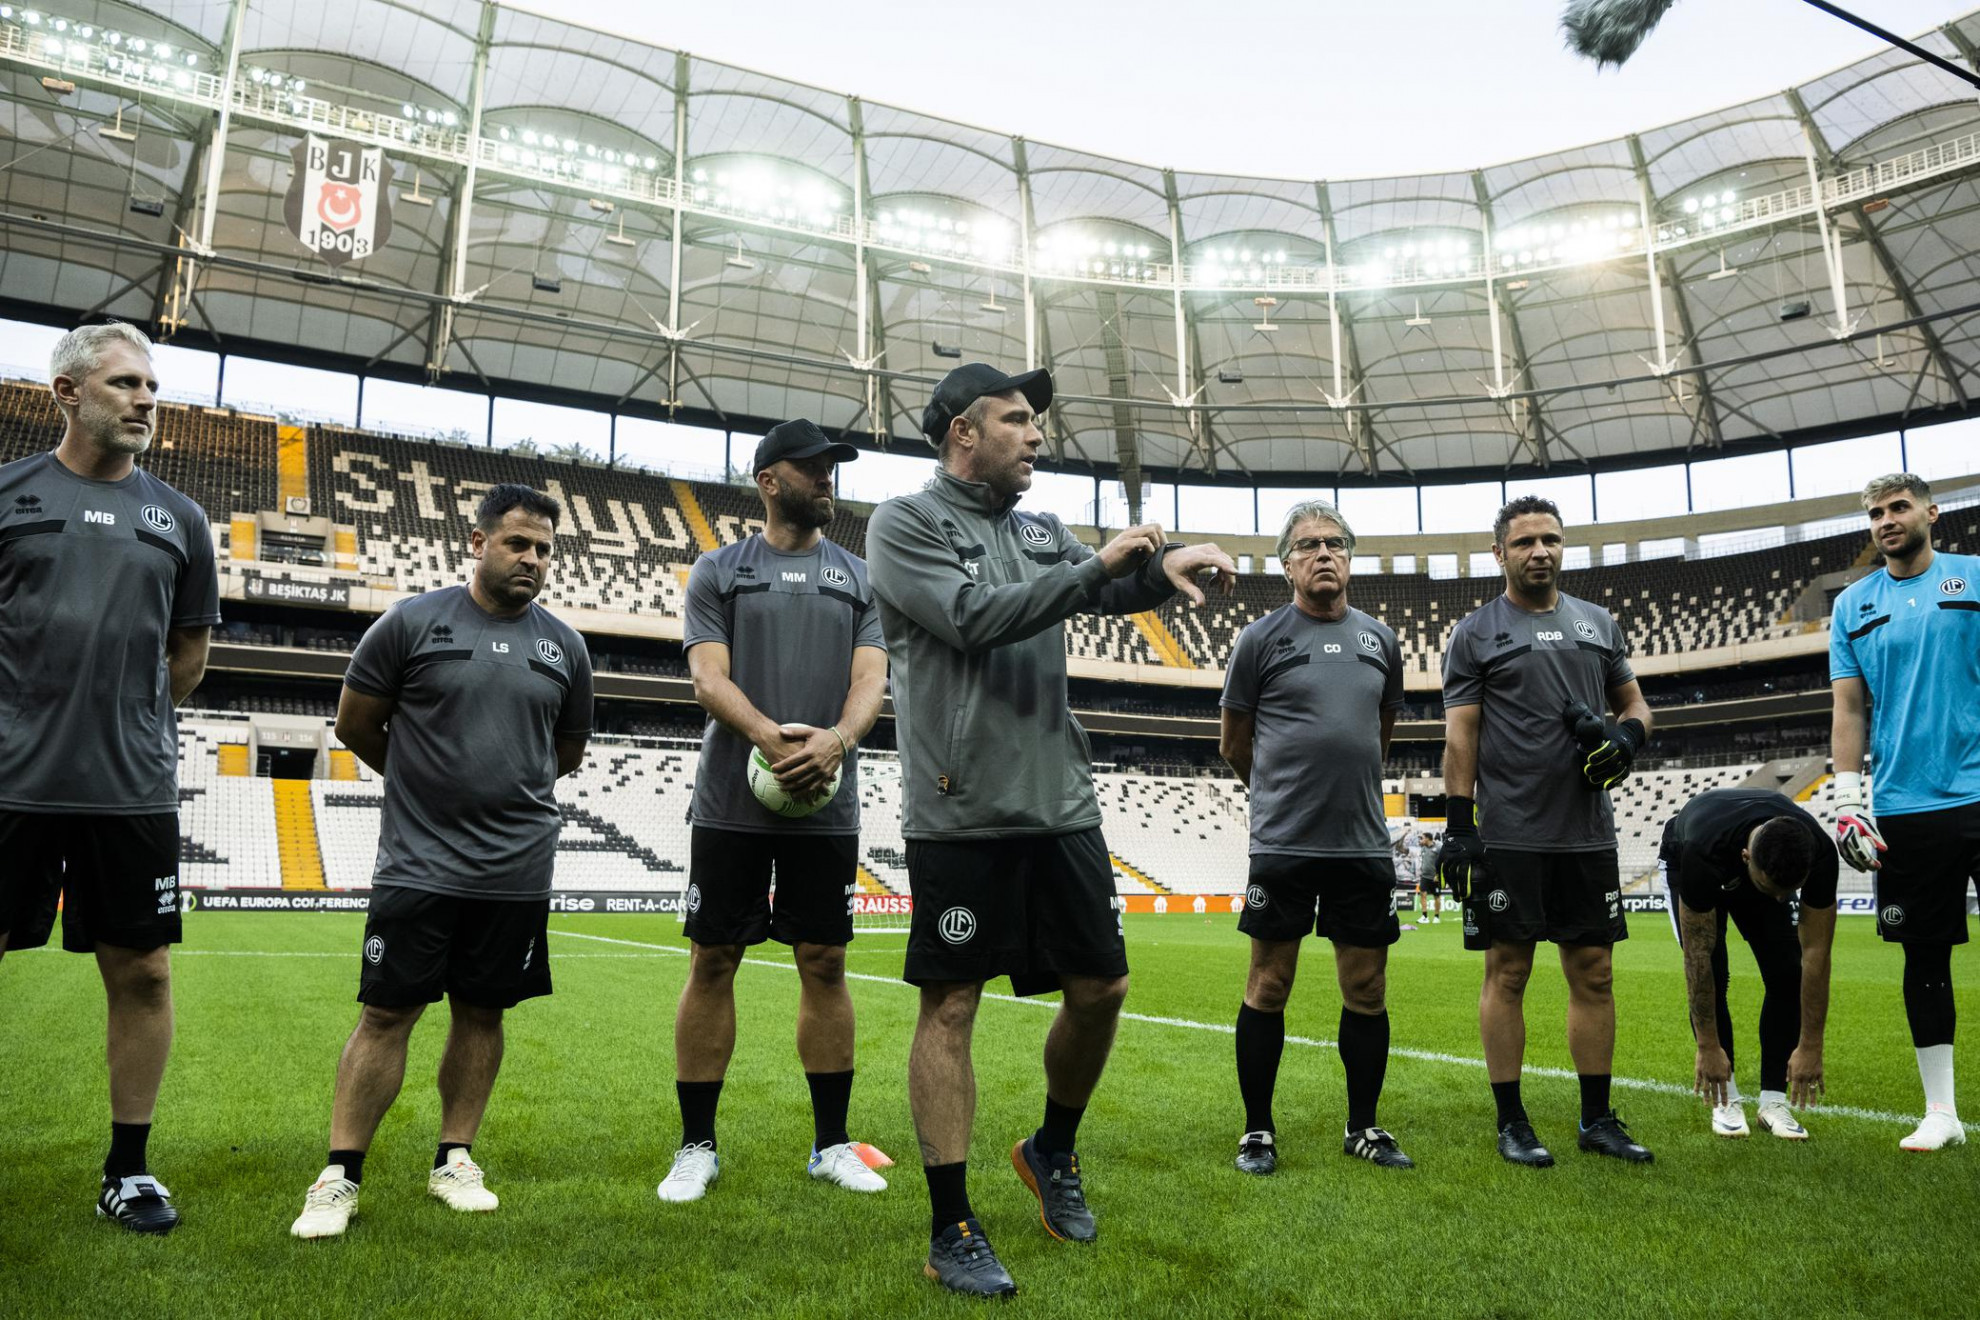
[4,0,1980,485]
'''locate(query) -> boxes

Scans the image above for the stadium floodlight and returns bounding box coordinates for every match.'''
[531,275,562,293]
[0,8,14,19]
[931,342,962,358]
[1217,368,1243,384]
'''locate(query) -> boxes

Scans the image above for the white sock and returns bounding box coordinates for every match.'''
[1916,1044,1957,1113]
[1722,1078,1743,1107]
[1758,1089,1786,1110]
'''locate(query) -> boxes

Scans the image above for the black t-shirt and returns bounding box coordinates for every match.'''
[1662,788,1838,912]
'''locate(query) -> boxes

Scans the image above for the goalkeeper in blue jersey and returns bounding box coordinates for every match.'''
[1829,472,1980,1152]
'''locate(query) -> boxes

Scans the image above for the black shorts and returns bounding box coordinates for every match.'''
[685,826,857,948]
[1875,801,1980,945]
[1239,854,1400,948]
[1462,847,1627,951]
[0,811,181,953]
[358,886,552,1009]
[903,827,1127,997]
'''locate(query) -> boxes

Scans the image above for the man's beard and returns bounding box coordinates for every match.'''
[1887,525,1929,560]
[776,484,833,530]
[83,398,151,455]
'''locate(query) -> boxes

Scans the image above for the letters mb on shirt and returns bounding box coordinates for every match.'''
[83,510,116,525]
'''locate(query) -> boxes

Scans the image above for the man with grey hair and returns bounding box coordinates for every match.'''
[1829,470,1980,1151]
[1220,499,1411,1175]
[0,322,218,1233]
[867,362,1235,1297]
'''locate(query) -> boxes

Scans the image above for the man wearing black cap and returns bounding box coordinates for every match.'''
[659,419,890,1205]
[867,363,1237,1297]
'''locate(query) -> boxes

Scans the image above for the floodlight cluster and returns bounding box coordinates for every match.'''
[1680,189,1740,225]
[1033,234,1167,281]
[1192,246,1295,285]
[1491,214,1638,269]
[8,8,205,89]
[872,207,1012,262]
[691,166,845,233]
[495,127,661,188]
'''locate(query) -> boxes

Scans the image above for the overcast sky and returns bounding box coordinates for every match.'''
[509,0,1963,180]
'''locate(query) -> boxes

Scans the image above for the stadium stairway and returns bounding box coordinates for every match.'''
[670,480,720,555]
[277,424,309,509]
[328,749,360,781]
[1130,612,1195,668]
[854,863,888,895]
[273,780,328,890]
[1110,854,1172,895]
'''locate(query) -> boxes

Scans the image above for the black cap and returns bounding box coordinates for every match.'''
[920,363,1053,447]
[752,418,860,475]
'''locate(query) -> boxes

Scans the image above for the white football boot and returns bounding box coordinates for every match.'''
[1755,1102,1808,1141]
[808,1142,887,1192]
[1900,1108,1967,1152]
[656,1142,720,1202]
[428,1149,499,1212]
[291,1166,360,1238]
[1710,1103,1750,1138]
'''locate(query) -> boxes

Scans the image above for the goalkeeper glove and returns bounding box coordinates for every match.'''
[1439,796,1489,903]
[1832,771,1887,873]
[1580,717,1645,791]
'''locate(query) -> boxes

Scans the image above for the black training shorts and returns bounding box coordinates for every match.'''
[1874,801,1980,945]
[357,885,552,1009]
[1240,854,1401,948]
[684,825,857,948]
[0,811,181,953]
[1462,846,1627,951]
[903,827,1127,996]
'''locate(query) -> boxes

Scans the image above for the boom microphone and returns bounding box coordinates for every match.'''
[1562,0,1980,88]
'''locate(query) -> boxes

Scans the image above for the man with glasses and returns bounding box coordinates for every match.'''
[1220,500,1412,1175]
[1659,787,1836,1141]
[1440,494,1655,1167]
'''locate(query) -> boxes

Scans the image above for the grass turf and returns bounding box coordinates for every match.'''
[2,911,1976,1318]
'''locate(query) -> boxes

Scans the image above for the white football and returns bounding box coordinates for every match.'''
[747,747,842,818]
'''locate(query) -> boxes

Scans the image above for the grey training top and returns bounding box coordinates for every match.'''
[344,586,593,900]
[1221,603,1403,858]
[1441,591,1634,852]
[682,533,884,835]
[0,451,220,813]
[867,467,1178,839]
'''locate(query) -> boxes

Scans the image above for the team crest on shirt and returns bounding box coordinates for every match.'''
[1942,578,1967,595]
[1574,619,1599,641]
[141,504,176,534]
[1357,630,1381,654]
[822,566,849,587]
[536,638,563,665]
[1020,522,1054,547]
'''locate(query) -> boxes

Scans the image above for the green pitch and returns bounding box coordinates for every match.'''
[2,912,1976,1318]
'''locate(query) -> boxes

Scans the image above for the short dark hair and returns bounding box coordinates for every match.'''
[476,483,561,532]
[1751,816,1815,891]
[1493,494,1564,547]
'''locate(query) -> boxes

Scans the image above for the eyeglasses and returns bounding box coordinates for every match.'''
[1287,536,1349,558]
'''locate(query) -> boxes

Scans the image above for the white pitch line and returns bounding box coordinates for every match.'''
[549,926,1980,1135]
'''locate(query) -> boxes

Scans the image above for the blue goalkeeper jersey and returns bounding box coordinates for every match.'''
[1829,550,1980,816]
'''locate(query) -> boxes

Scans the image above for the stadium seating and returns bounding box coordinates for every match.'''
[177,722,281,889]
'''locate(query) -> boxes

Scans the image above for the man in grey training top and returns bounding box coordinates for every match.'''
[867,362,1236,1297]
[1440,494,1654,1167]
[1220,499,1411,1176]
[290,483,593,1239]
[0,322,217,1234]
[659,418,889,1204]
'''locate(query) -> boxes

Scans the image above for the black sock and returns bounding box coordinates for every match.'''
[1033,1095,1085,1158]
[1579,1074,1613,1126]
[1491,1080,1526,1130]
[1339,1007,1390,1133]
[678,1079,723,1150]
[925,1161,973,1236]
[435,1142,469,1170]
[1903,942,1957,1048]
[105,1122,150,1178]
[1235,1003,1286,1134]
[329,1149,366,1184]
[806,1069,854,1151]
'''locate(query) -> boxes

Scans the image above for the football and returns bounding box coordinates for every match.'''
[747,745,842,818]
